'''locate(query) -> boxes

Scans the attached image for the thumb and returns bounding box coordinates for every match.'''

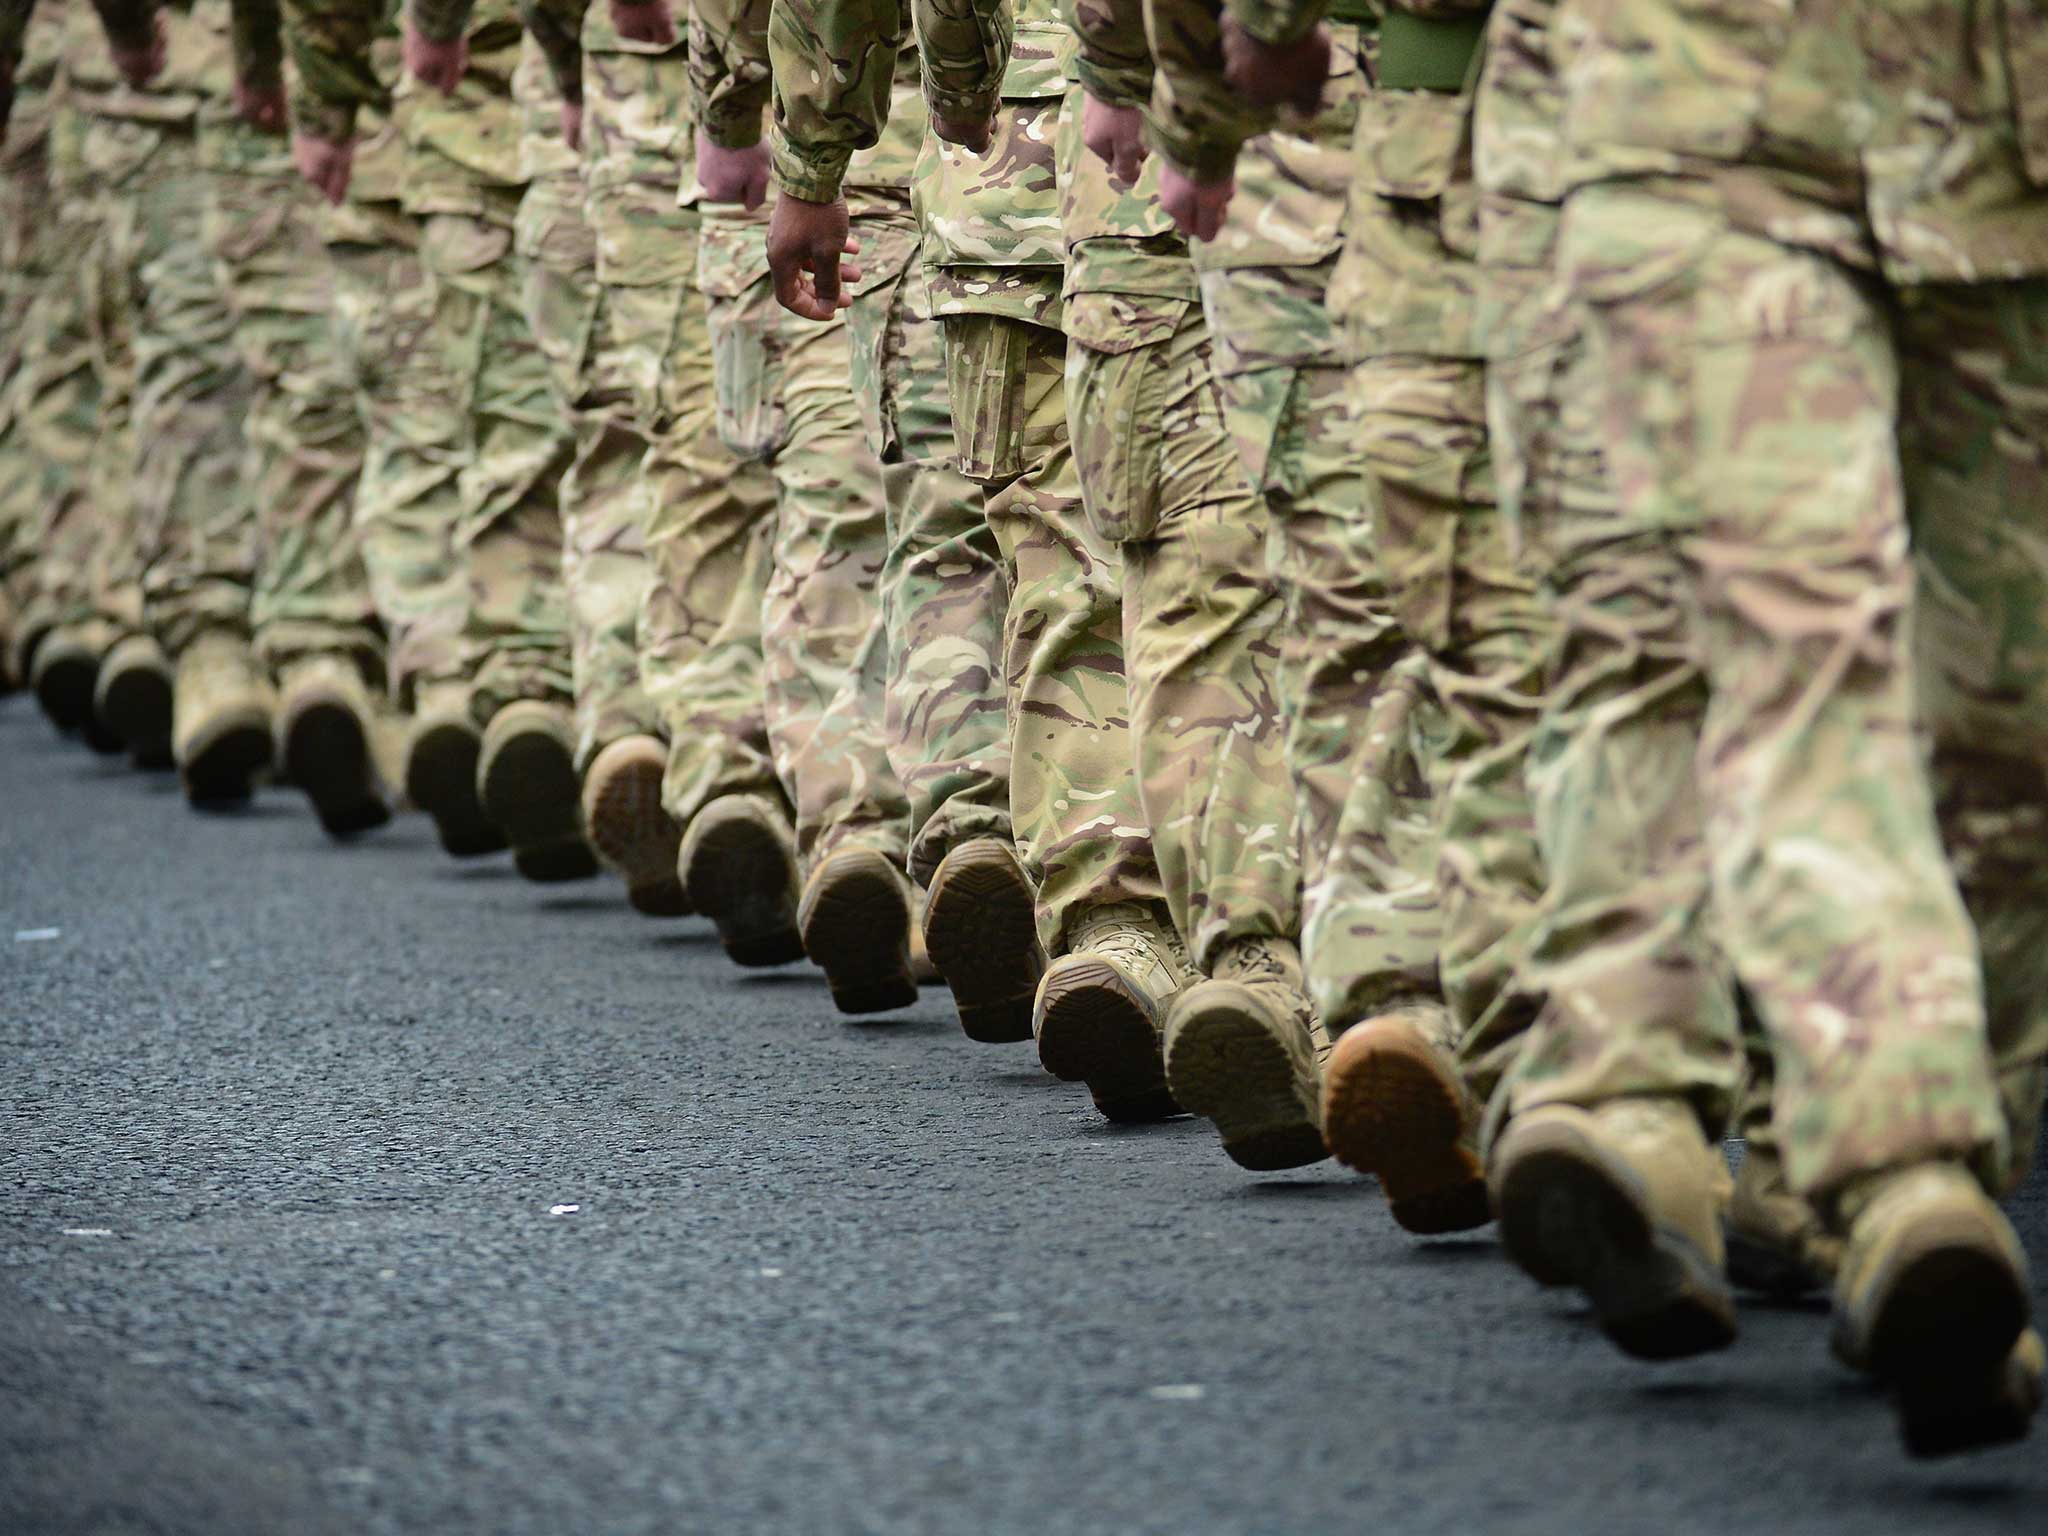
[743,160,768,212]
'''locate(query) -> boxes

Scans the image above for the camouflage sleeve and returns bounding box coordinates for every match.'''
[910,0,1009,125]
[690,0,772,148]
[766,0,908,202]
[1217,0,1322,47]
[234,0,287,93]
[519,0,588,100]
[88,0,162,54]
[1070,0,1150,108]
[1143,0,1269,182]
[409,0,475,41]
[283,0,393,141]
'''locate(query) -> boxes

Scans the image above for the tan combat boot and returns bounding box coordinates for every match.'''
[478,699,598,882]
[1491,1097,1737,1360]
[276,656,393,839]
[404,687,505,857]
[799,845,919,1015]
[921,838,1045,1043]
[582,733,688,916]
[30,624,105,739]
[1830,1162,2036,1457]
[1321,1002,1490,1234]
[1035,903,1193,1122]
[1164,937,1327,1169]
[93,632,174,769]
[173,630,275,803]
[1724,1137,1841,1297]
[678,793,805,967]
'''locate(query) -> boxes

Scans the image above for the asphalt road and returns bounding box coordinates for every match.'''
[3,698,2044,1536]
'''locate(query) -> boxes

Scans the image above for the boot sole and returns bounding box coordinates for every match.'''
[1036,958,1177,1122]
[923,842,1041,1044]
[1852,1213,2032,1457]
[1322,1022,1489,1232]
[682,808,804,968]
[406,722,506,858]
[586,751,688,917]
[99,662,173,770]
[1165,990,1326,1171]
[1495,1118,1736,1361]
[285,700,391,840]
[799,849,917,1015]
[1724,1225,1828,1299]
[481,725,598,883]
[183,712,274,805]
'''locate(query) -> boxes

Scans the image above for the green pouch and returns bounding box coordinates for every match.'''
[1377,11,1488,93]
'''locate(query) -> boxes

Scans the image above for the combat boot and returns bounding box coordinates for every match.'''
[1164,937,1327,1169]
[1491,1097,1737,1360]
[799,845,919,1015]
[1036,904,1192,1121]
[479,700,600,882]
[678,793,805,967]
[1830,1162,2035,1457]
[30,624,103,737]
[172,630,275,804]
[276,656,393,839]
[921,838,1045,1043]
[1724,1138,1841,1298]
[582,734,688,916]
[94,633,174,769]
[1321,1002,1490,1234]
[405,689,505,857]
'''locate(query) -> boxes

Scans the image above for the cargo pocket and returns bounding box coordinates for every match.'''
[1062,292,1186,545]
[699,219,785,462]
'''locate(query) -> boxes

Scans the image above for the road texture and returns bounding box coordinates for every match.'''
[2,700,2044,1535]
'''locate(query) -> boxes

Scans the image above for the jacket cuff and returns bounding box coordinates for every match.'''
[1222,0,1329,48]
[770,132,848,204]
[923,83,1002,127]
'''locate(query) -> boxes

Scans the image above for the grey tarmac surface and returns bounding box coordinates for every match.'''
[2,699,2044,1536]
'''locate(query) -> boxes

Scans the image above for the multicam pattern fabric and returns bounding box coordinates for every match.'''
[1497,1,2048,1202]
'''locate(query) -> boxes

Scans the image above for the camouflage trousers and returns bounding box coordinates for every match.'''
[1203,261,1446,1030]
[0,136,71,664]
[1499,177,2048,1202]
[209,163,385,686]
[3,178,109,671]
[420,206,575,725]
[662,210,906,871]
[941,313,1165,955]
[518,171,659,769]
[338,203,466,711]
[1066,287,1300,971]
[830,212,987,878]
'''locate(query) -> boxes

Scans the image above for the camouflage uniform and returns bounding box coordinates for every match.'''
[1491,0,2048,1204]
[511,22,657,766]
[1137,3,1451,1036]
[684,0,915,870]
[766,6,1036,908]
[1056,17,1300,973]
[3,12,114,687]
[775,0,1171,954]
[0,1,67,674]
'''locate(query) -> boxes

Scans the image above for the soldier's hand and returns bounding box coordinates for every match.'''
[697,130,771,211]
[1081,94,1148,192]
[767,192,864,322]
[404,23,468,94]
[293,132,355,206]
[235,80,288,135]
[562,100,584,151]
[931,111,996,156]
[609,1,677,46]
[110,12,168,90]
[1158,162,1234,243]
[1220,18,1329,116]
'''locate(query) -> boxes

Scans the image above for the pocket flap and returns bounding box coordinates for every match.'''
[1062,291,1187,354]
[1357,86,1471,202]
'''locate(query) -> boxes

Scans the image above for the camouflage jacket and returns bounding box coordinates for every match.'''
[0,0,63,153]
[288,0,526,208]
